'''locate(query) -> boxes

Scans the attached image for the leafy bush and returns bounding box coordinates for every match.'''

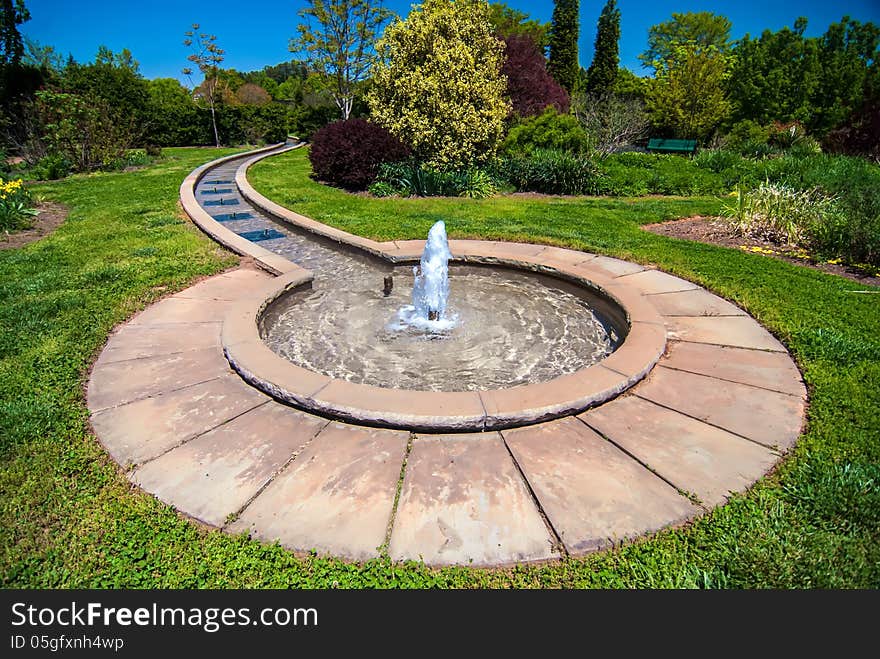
[692,148,743,173]
[493,148,603,195]
[722,119,770,151]
[502,108,589,155]
[309,118,410,190]
[372,161,497,198]
[0,178,38,232]
[30,154,71,181]
[823,99,880,162]
[502,34,570,117]
[768,120,809,150]
[366,180,399,197]
[368,0,509,169]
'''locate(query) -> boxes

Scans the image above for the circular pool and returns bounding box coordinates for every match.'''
[261,263,627,392]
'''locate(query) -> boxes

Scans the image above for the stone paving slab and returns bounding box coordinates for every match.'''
[228,422,409,560]
[132,402,326,527]
[502,417,698,554]
[90,374,269,466]
[663,341,806,397]
[128,296,234,326]
[582,255,646,278]
[635,366,804,451]
[581,396,779,507]
[173,267,272,301]
[665,316,786,352]
[617,268,700,295]
[88,348,233,412]
[95,322,221,365]
[537,247,598,269]
[646,288,747,317]
[389,433,556,566]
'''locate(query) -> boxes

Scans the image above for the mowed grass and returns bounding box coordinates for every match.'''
[1,146,878,588]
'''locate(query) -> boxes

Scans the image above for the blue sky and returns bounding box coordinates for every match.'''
[21,0,880,84]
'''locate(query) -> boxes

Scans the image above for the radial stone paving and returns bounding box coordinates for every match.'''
[85,145,808,566]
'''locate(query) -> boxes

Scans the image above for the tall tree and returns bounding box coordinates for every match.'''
[813,16,880,133]
[727,19,820,128]
[584,0,620,95]
[368,0,508,169]
[646,42,731,141]
[0,0,29,65]
[291,0,392,120]
[727,16,879,135]
[548,0,580,93]
[639,11,732,71]
[487,2,549,52]
[182,25,225,147]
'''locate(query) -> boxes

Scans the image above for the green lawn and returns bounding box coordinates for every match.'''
[1,146,878,588]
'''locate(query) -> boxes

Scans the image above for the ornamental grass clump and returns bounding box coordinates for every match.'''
[724,182,841,246]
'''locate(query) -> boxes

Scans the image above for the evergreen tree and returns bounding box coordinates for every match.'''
[584,0,620,95]
[548,0,580,93]
[0,0,30,66]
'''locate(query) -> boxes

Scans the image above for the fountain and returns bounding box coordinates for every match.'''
[393,221,458,331]
[412,221,451,321]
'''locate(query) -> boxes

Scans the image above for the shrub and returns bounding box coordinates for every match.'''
[30,154,71,181]
[573,92,650,156]
[692,148,743,173]
[722,119,770,151]
[648,157,725,195]
[368,0,509,169]
[823,99,880,162]
[494,149,603,195]
[502,34,569,117]
[372,161,497,198]
[768,120,810,150]
[0,178,38,232]
[308,118,410,190]
[502,108,589,155]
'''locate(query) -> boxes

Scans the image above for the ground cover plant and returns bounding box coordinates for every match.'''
[1,146,878,588]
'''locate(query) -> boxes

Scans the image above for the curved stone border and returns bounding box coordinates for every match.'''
[84,146,809,566]
[179,142,309,276]
[187,147,662,431]
[223,260,665,431]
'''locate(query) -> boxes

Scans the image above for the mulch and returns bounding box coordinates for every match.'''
[1,201,69,250]
[643,215,880,288]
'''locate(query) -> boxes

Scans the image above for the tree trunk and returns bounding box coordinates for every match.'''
[210,102,220,147]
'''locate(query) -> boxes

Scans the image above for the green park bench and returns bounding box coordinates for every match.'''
[646,138,697,154]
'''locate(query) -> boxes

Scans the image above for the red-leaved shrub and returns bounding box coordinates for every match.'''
[308,118,410,190]
[503,35,570,117]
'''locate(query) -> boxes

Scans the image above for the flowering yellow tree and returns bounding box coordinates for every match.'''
[367,0,509,169]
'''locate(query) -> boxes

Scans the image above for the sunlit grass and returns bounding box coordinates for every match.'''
[0,147,877,588]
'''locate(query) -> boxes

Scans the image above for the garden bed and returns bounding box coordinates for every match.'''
[644,215,880,287]
[0,201,68,251]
